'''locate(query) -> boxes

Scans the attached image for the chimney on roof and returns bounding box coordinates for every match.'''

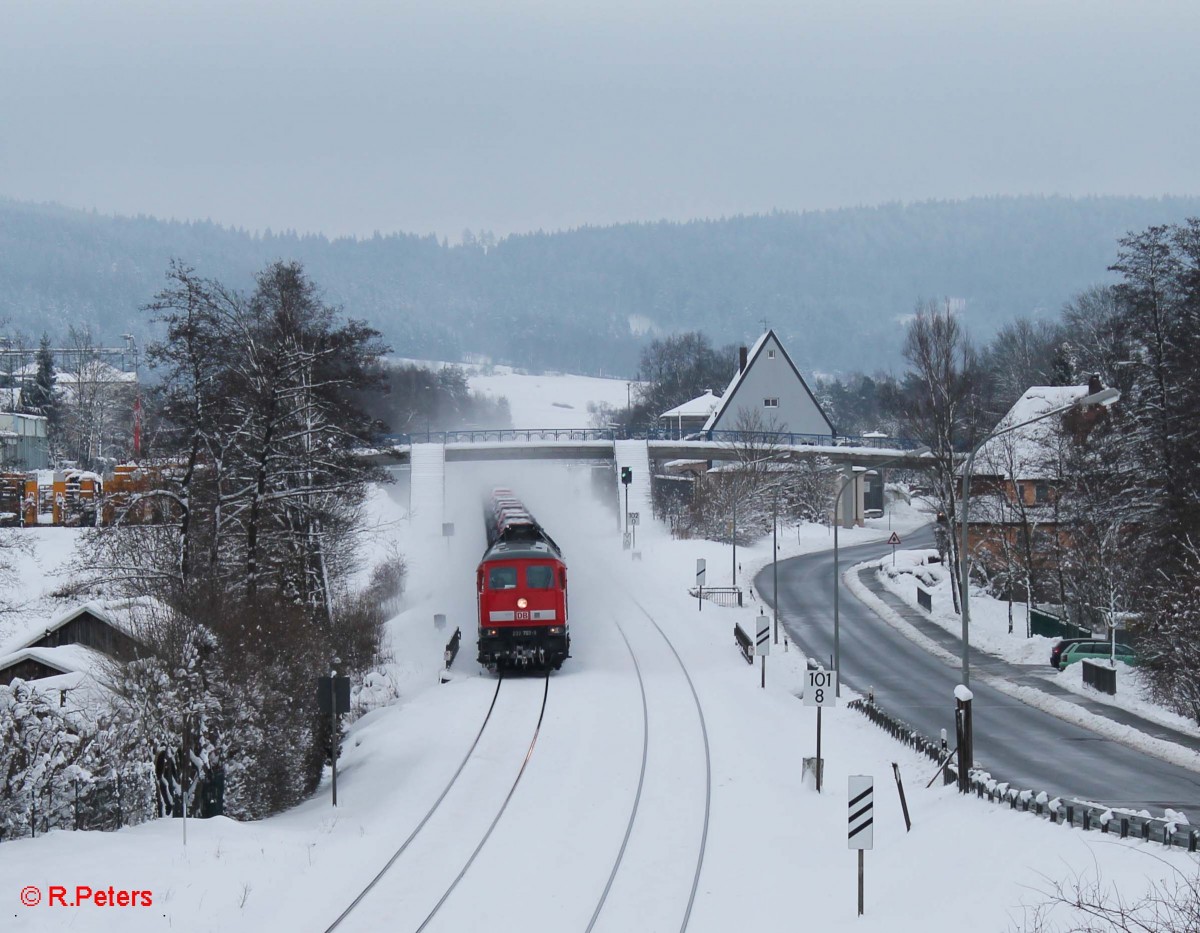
[739,346,748,372]
[1088,373,1102,395]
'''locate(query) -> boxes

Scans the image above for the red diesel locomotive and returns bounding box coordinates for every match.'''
[477,488,569,671]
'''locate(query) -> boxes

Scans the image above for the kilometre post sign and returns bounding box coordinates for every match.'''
[804,669,837,706]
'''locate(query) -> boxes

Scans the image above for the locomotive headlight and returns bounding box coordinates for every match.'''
[517,597,528,609]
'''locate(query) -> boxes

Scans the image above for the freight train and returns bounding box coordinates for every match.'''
[477,488,569,671]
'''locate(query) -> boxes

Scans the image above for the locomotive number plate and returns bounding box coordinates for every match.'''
[515,610,531,620]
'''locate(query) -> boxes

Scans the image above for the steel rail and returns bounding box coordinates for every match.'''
[322,675,506,933]
[630,597,713,933]
[584,618,650,933]
[414,672,551,932]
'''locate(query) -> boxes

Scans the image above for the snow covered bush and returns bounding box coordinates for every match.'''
[0,679,154,840]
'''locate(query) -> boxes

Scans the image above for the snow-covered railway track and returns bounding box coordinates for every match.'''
[413,672,550,932]
[588,596,712,933]
[322,672,550,933]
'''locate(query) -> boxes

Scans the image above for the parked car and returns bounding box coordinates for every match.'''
[1057,640,1137,669]
[1049,638,1093,670]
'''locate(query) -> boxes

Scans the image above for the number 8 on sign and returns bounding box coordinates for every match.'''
[804,669,837,707]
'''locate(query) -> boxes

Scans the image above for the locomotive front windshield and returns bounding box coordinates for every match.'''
[526,565,555,589]
[488,566,518,589]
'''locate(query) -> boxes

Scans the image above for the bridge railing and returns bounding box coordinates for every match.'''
[376,426,926,448]
[378,427,617,445]
[652,428,922,449]
[374,426,923,450]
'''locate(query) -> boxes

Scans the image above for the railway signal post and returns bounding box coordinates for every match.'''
[620,466,632,540]
[696,558,706,611]
[317,672,351,806]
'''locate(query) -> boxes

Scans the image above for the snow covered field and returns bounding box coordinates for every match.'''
[396,358,635,430]
[3,372,1196,932]
[467,366,633,428]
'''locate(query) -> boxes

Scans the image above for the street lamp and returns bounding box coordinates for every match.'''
[957,386,1119,686]
[832,446,931,696]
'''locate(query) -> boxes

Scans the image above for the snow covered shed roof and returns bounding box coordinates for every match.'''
[0,600,147,662]
[0,644,107,687]
[660,390,721,420]
[968,385,1090,480]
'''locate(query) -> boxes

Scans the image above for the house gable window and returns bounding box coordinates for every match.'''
[767,349,776,359]
[763,397,779,408]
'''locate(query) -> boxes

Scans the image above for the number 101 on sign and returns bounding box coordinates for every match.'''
[804,669,837,707]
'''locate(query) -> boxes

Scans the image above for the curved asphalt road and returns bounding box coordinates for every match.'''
[756,527,1200,811]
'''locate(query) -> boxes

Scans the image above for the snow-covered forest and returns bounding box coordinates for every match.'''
[5,195,1200,375]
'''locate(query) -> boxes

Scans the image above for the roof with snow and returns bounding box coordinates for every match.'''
[968,384,1090,480]
[0,644,107,677]
[702,330,834,436]
[660,389,721,420]
[0,599,149,658]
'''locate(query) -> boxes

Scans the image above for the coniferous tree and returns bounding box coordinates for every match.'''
[21,334,58,423]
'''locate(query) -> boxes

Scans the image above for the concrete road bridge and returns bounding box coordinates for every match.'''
[369,427,930,469]
[377,427,934,536]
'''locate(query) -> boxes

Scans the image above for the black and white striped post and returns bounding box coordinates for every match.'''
[755,614,770,687]
[848,775,874,916]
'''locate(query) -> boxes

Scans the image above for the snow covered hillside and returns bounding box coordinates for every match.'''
[467,366,633,428]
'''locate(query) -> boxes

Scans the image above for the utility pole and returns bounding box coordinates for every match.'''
[773,487,779,643]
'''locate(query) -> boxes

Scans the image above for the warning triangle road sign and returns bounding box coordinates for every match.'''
[887,532,902,545]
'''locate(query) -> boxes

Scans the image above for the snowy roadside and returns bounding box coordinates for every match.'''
[874,548,1054,666]
[843,563,1200,774]
[735,497,936,597]
[868,548,1200,743]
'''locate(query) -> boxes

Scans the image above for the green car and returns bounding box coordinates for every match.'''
[1058,640,1137,668]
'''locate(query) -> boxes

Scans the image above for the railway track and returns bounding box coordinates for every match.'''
[587,595,712,933]
[323,672,551,933]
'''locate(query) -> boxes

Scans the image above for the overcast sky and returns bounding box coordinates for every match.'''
[2,0,1198,240]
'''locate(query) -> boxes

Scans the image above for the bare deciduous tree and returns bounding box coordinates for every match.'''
[898,299,986,613]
